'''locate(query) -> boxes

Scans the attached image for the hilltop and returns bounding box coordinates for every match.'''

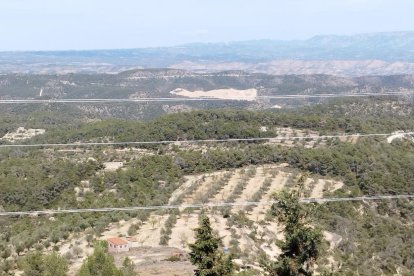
[0,98,413,274]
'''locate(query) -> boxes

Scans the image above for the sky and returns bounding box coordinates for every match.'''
[0,0,413,51]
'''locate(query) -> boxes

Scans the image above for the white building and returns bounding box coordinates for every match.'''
[107,237,129,253]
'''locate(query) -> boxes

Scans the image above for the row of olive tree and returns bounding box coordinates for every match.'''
[188,177,323,276]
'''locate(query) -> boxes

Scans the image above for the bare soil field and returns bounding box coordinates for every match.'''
[112,247,194,276]
[170,88,257,101]
[230,167,266,213]
[168,213,199,249]
[0,127,45,142]
[133,215,168,247]
[103,161,124,171]
[249,170,289,221]
[58,233,94,275]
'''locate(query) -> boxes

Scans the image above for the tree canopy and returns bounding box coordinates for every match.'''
[189,215,234,276]
[263,178,323,276]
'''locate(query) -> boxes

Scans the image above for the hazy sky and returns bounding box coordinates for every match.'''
[1,0,413,51]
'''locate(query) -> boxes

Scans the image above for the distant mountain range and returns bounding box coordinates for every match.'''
[2,32,414,75]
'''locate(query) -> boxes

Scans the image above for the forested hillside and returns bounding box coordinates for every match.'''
[2,70,414,99]
[1,69,413,123]
[0,98,413,274]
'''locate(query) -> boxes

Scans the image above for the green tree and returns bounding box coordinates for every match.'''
[77,242,121,276]
[0,245,11,259]
[263,176,322,276]
[22,252,43,276]
[189,215,233,276]
[0,259,13,275]
[22,252,68,276]
[43,252,69,276]
[120,257,136,276]
[86,234,94,247]
[15,242,25,256]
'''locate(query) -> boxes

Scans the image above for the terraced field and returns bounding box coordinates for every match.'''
[94,163,345,272]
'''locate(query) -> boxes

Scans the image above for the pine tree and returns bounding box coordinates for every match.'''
[189,215,233,276]
[22,252,43,276]
[77,242,122,276]
[263,175,322,276]
[42,252,69,276]
[120,257,136,276]
[22,252,68,276]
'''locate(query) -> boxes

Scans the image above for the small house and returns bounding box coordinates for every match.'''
[107,237,129,253]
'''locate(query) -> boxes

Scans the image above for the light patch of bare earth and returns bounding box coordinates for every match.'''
[168,174,205,204]
[74,180,92,200]
[113,147,154,154]
[212,170,241,203]
[168,213,199,250]
[310,179,328,198]
[387,131,414,143]
[103,161,124,171]
[113,247,194,276]
[133,215,168,247]
[100,218,142,240]
[231,167,265,213]
[323,231,343,251]
[268,127,323,148]
[249,170,289,222]
[258,221,283,259]
[181,172,226,205]
[0,127,45,142]
[210,214,233,247]
[268,127,369,148]
[58,234,94,275]
[170,88,257,101]
[339,135,359,144]
[309,179,344,199]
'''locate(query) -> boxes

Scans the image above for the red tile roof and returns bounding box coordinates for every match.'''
[107,237,128,246]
